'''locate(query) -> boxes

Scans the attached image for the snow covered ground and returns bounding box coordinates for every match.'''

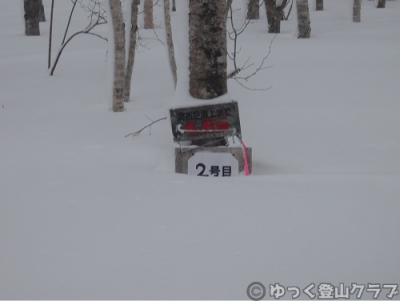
[1,0,399,299]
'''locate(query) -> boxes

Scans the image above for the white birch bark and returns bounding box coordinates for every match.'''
[189,0,227,99]
[109,0,125,112]
[163,0,177,88]
[296,0,311,38]
[124,0,139,102]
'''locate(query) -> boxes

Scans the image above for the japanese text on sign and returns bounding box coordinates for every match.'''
[188,152,239,177]
[170,101,241,142]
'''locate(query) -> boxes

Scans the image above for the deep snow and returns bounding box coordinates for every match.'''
[1,0,400,299]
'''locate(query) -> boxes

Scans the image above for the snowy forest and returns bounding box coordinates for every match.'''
[1,0,400,299]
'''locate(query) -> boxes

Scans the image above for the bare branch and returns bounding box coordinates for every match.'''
[226,3,275,90]
[125,117,167,138]
[233,78,272,91]
[85,31,107,41]
[227,20,277,91]
[50,0,108,75]
[226,0,234,17]
[62,0,78,45]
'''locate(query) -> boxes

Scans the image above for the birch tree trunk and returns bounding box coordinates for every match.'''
[123,0,140,103]
[316,0,323,11]
[296,0,311,38]
[163,0,177,88]
[247,0,260,20]
[109,0,125,112]
[144,0,154,29]
[353,0,361,22]
[24,0,40,36]
[264,0,283,33]
[377,0,386,8]
[189,0,227,99]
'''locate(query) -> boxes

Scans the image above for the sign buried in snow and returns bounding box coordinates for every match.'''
[169,101,241,142]
[188,152,239,177]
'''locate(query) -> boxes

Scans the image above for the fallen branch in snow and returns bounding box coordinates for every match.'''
[125,116,167,138]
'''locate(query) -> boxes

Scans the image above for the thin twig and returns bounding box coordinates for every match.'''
[125,117,167,138]
[228,31,277,90]
[50,0,107,75]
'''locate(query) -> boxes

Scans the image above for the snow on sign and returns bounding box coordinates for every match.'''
[188,152,239,177]
[169,101,241,142]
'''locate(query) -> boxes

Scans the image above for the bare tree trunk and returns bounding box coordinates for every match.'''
[124,0,140,103]
[172,0,176,11]
[24,0,40,36]
[109,0,125,112]
[247,0,260,19]
[264,0,283,33]
[144,0,154,29]
[163,0,177,88]
[189,0,227,99]
[189,0,228,146]
[296,0,311,38]
[377,0,386,8]
[39,0,46,22]
[316,0,323,11]
[353,0,361,22]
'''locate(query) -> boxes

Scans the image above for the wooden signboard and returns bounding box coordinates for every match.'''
[169,101,241,142]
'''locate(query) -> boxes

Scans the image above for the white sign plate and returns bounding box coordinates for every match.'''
[188,152,239,177]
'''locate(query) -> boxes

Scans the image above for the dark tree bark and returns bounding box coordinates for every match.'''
[39,0,46,22]
[189,0,227,100]
[48,0,54,69]
[264,0,283,33]
[353,0,361,22]
[247,0,260,19]
[24,0,40,36]
[172,0,176,11]
[316,0,323,11]
[377,0,386,8]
